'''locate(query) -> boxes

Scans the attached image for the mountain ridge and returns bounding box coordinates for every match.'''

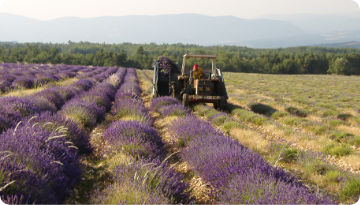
[1,12,360,48]
[0,13,305,45]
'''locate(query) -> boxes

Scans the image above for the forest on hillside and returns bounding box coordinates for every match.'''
[1,42,360,75]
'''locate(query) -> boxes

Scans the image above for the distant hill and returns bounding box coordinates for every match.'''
[2,12,360,48]
[254,13,360,33]
[229,30,360,48]
[0,13,305,45]
[313,41,360,49]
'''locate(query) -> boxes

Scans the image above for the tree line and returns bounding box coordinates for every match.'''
[0,42,360,75]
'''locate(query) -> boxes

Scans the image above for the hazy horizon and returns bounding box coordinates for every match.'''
[0,0,359,21]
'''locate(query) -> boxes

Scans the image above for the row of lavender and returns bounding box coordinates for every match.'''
[92,69,190,204]
[150,97,335,204]
[0,67,127,204]
[0,67,118,133]
[0,63,79,92]
[0,63,116,93]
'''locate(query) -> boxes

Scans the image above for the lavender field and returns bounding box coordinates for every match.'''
[0,64,358,204]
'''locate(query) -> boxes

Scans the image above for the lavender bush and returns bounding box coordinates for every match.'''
[113,98,153,125]
[158,104,191,117]
[34,88,67,110]
[159,102,335,204]
[11,77,34,89]
[93,158,188,204]
[0,80,11,93]
[1,75,16,83]
[25,96,57,113]
[0,119,82,204]
[103,120,164,160]
[24,112,92,153]
[117,81,142,97]
[0,96,41,129]
[150,96,181,112]
[61,99,98,128]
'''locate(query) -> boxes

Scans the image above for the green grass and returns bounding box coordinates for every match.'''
[231,108,268,126]
[329,119,346,127]
[212,115,228,126]
[205,109,218,119]
[349,136,360,146]
[223,121,246,134]
[303,158,331,176]
[279,147,300,163]
[325,170,341,183]
[337,113,353,121]
[284,117,305,126]
[322,143,353,156]
[271,111,289,119]
[339,176,360,202]
[285,107,308,117]
[178,139,185,148]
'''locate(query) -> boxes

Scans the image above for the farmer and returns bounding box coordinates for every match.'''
[192,64,204,79]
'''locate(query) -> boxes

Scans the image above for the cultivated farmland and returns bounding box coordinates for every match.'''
[1,64,359,204]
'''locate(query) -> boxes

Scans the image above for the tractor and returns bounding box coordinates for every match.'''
[152,54,228,111]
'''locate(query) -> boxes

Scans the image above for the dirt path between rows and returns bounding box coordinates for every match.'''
[65,113,115,204]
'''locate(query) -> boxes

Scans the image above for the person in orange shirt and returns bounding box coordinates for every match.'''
[192,64,204,79]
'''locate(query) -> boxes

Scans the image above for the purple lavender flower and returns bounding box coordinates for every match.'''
[61,99,98,128]
[0,119,82,204]
[12,77,34,89]
[0,96,40,127]
[0,81,12,93]
[158,104,190,117]
[72,79,94,91]
[25,96,57,113]
[103,120,164,159]
[117,81,142,97]
[112,98,153,125]
[34,88,66,110]
[24,111,92,153]
[1,75,16,83]
[150,96,181,112]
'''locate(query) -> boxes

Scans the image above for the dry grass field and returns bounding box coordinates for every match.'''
[222,73,360,203]
[142,70,360,203]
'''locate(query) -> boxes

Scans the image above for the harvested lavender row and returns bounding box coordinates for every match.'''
[93,68,189,204]
[0,67,127,204]
[0,63,92,93]
[150,97,335,204]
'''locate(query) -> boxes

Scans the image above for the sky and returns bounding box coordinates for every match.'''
[0,0,359,21]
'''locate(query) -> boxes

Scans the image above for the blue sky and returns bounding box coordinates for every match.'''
[0,0,359,20]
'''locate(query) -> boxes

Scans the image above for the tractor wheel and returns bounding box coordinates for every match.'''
[215,81,227,97]
[213,101,219,110]
[182,94,189,107]
[219,96,227,111]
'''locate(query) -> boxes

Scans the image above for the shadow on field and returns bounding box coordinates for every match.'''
[226,102,244,113]
[247,102,278,117]
[226,101,278,117]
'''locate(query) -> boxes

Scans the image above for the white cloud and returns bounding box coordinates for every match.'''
[353,0,360,7]
[0,0,9,8]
